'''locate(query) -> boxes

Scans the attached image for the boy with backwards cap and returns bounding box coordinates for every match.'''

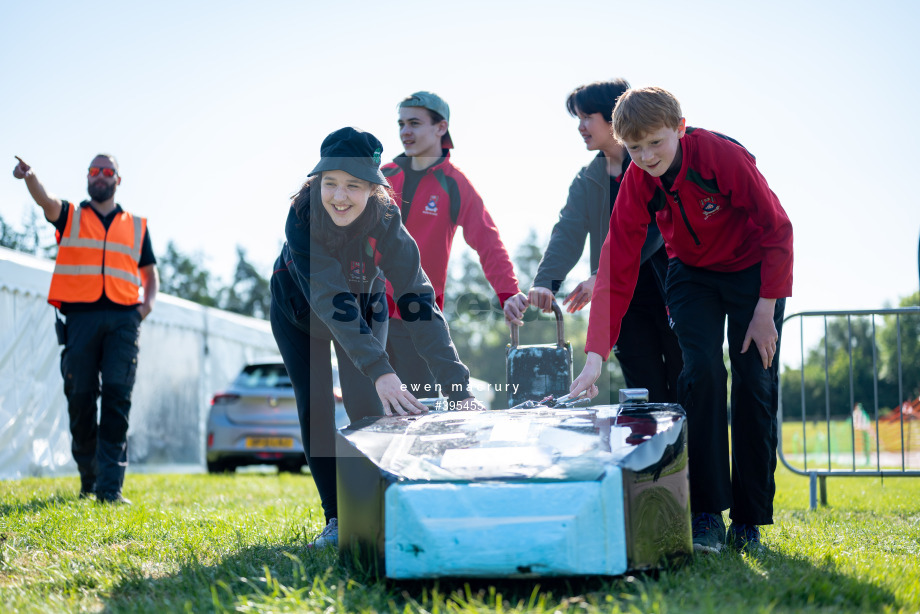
[568,86,794,554]
[381,91,527,391]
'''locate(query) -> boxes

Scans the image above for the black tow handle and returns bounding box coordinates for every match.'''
[510,301,565,349]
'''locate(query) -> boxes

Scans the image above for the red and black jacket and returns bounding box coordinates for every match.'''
[586,127,794,359]
[381,151,520,316]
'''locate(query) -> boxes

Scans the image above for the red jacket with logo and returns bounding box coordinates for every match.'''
[586,127,794,359]
[381,152,520,316]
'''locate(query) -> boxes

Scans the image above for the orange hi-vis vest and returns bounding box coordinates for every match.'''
[47,204,147,308]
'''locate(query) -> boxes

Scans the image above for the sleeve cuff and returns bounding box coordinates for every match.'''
[584,342,612,362]
[446,383,472,403]
[364,356,395,383]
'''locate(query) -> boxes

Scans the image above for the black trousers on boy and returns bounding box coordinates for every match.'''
[666,259,784,525]
[60,309,141,498]
[614,260,683,403]
[270,301,383,523]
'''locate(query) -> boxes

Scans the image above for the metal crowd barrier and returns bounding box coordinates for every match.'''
[777,307,920,509]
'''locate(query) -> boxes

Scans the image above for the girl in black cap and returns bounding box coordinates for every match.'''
[270,127,482,548]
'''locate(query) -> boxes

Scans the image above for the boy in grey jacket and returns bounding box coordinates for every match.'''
[530,79,682,402]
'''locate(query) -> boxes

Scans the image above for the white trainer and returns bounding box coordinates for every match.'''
[311,518,338,549]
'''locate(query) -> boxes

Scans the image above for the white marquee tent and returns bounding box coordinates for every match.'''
[0,246,278,480]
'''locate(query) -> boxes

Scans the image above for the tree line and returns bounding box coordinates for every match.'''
[779,292,920,420]
[6,208,915,413]
[1,210,621,407]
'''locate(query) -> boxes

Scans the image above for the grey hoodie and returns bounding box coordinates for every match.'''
[533,153,665,295]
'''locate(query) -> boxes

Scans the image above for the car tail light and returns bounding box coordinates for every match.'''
[211,393,240,405]
[256,452,283,460]
[333,387,343,403]
[207,432,214,448]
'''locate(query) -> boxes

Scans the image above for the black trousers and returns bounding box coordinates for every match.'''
[667,260,785,525]
[614,260,683,403]
[60,309,141,497]
[270,301,383,523]
[385,318,437,390]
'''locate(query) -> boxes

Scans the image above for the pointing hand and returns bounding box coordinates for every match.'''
[13,156,31,179]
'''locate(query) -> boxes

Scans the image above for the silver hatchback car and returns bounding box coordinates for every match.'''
[205,361,494,473]
[205,360,346,473]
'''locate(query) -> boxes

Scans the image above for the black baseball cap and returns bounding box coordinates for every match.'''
[309,127,389,186]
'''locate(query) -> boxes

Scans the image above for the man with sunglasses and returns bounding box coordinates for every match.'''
[12,154,158,505]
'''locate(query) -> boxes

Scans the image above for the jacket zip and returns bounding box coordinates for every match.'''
[94,209,110,294]
[670,190,701,246]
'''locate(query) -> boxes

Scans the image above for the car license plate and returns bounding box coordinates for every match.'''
[245,437,294,449]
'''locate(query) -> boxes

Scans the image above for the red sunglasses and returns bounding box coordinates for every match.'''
[88,167,117,178]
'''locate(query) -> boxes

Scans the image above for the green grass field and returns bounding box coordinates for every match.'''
[1,466,919,613]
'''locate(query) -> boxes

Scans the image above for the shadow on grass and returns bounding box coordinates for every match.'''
[100,541,900,613]
[101,541,339,613]
[0,491,79,517]
[383,547,899,612]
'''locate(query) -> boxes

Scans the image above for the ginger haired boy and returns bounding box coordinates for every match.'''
[569,86,794,554]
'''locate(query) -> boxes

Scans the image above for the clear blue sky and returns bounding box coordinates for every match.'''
[2,0,919,317]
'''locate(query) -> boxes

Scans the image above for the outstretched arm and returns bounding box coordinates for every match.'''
[13,157,63,223]
[455,183,522,316]
[380,207,473,399]
[531,168,594,299]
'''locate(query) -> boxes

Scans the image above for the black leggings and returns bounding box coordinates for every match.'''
[270,302,383,522]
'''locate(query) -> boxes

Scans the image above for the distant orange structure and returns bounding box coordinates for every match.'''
[877,397,920,464]
[881,396,920,423]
